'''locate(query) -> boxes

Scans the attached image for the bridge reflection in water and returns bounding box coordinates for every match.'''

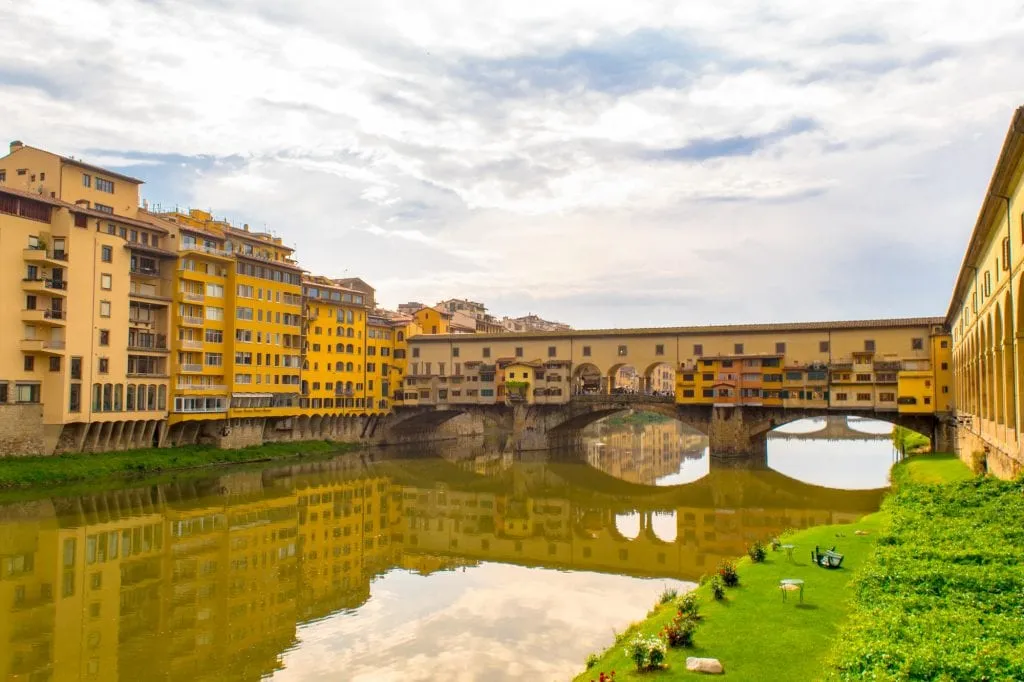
[0,443,885,682]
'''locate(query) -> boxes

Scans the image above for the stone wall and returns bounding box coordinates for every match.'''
[0,404,47,457]
[956,426,1023,479]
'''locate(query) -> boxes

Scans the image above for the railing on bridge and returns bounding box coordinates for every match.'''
[571,393,676,404]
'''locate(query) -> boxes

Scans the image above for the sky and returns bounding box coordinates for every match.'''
[2,0,1023,328]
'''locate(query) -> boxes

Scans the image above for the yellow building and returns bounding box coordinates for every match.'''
[413,306,451,335]
[366,313,395,413]
[1,142,171,453]
[301,276,369,414]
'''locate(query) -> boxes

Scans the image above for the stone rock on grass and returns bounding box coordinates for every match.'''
[686,657,724,674]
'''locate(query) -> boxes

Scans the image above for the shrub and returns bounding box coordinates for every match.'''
[585,653,600,669]
[625,634,667,672]
[710,575,726,601]
[661,612,697,648]
[770,537,782,551]
[677,592,700,619]
[748,540,767,563]
[717,560,740,587]
[658,586,678,604]
[590,672,616,682]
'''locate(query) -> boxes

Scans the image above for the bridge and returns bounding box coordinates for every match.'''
[767,415,892,442]
[386,316,954,462]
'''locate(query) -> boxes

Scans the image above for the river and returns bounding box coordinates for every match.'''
[0,417,898,681]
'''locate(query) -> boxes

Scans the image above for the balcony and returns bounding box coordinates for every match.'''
[179,315,204,327]
[130,282,171,302]
[180,243,231,259]
[179,339,203,349]
[22,277,68,296]
[127,370,169,378]
[20,338,65,355]
[176,383,227,392]
[180,364,204,373]
[22,308,66,326]
[128,334,168,353]
[23,246,67,266]
[181,291,205,303]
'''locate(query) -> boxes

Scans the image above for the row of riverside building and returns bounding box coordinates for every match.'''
[0,141,425,455]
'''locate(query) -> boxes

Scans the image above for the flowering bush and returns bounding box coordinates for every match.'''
[677,592,700,619]
[710,574,726,601]
[625,634,667,671]
[748,540,767,563]
[590,672,616,682]
[661,612,697,648]
[717,560,740,587]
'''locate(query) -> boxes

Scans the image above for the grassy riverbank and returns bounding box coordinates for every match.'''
[575,454,975,681]
[0,440,360,490]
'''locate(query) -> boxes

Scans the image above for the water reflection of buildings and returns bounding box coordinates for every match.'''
[582,420,707,485]
[0,453,883,681]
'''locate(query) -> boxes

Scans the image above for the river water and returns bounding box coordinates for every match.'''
[0,417,897,682]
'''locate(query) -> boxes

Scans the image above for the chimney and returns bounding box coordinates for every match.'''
[9,140,23,154]
[243,223,249,232]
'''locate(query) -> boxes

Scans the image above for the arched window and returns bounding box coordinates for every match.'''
[157,385,166,410]
[92,384,102,412]
[346,310,354,324]
[114,385,123,411]
[397,331,405,342]
[346,344,353,353]
[336,326,342,336]
[126,385,136,411]
[346,381,353,391]
[346,362,354,372]
[336,343,343,353]
[301,380,309,394]
[102,384,113,411]
[147,385,156,410]
[137,385,145,409]
[346,327,354,338]
[335,362,343,371]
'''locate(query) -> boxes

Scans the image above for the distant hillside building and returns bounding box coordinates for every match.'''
[501,314,572,333]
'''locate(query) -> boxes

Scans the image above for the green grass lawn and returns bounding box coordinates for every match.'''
[0,439,357,489]
[575,453,974,682]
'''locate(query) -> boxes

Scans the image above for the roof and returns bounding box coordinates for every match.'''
[72,205,169,234]
[409,317,946,342]
[0,184,65,207]
[946,106,1024,324]
[235,250,304,272]
[58,152,145,184]
[414,305,453,318]
[224,224,295,252]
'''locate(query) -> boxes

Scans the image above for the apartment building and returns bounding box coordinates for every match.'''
[0,142,171,454]
[300,276,370,414]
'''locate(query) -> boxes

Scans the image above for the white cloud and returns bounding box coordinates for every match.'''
[1,0,1022,326]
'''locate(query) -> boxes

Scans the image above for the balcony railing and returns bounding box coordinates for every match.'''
[179,339,203,349]
[176,383,227,391]
[128,335,168,351]
[181,243,230,258]
[130,266,160,277]
[182,292,204,302]
[179,315,204,326]
[180,363,203,373]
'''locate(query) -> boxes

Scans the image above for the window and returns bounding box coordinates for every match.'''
[96,177,114,193]
[655,344,664,356]
[100,273,112,290]
[205,329,223,343]
[206,306,223,321]
[99,330,109,346]
[693,344,703,356]
[702,388,714,397]
[99,300,111,317]
[515,347,523,357]
[856,393,872,401]
[206,283,223,297]
[452,347,460,358]
[734,343,744,354]
[71,357,82,380]
[582,345,591,356]
[101,245,112,262]
[683,389,694,398]
[940,339,949,349]
[548,346,557,358]
[775,342,786,354]
[24,356,34,371]
[617,345,627,356]
[74,213,88,228]
[864,339,875,352]
[482,347,491,358]
[412,347,420,358]
[98,358,109,373]
[1002,237,1011,268]
[69,384,81,412]
[819,340,830,353]
[879,392,895,402]
[835,392,847,401]
[49,356,60,372]
[911,337,924,350]
[15,384,40,403]
[94,203,113,214]
[82,173,91,188]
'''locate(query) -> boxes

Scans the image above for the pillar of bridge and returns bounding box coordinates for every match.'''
[707,406,768,469]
